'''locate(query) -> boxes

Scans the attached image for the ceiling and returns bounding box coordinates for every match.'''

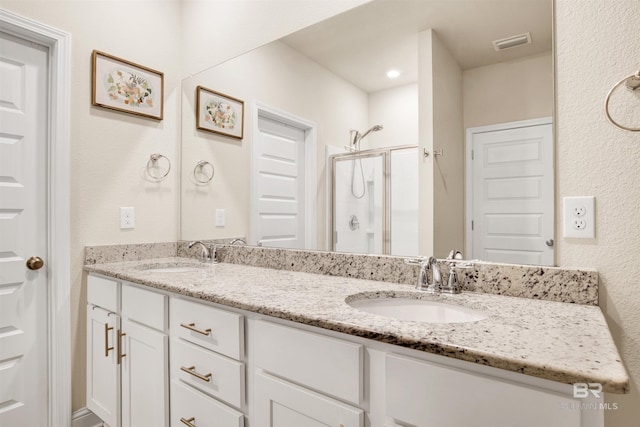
[281,0,552,93]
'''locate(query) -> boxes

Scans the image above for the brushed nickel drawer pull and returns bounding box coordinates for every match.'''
[180,417,196,427]
[104,324,114,357]
[180,322,211,336]
[180,365,212,382]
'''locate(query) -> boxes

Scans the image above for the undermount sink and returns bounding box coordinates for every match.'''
[347,296,487,323]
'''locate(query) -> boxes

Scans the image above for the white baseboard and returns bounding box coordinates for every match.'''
[72,408,103,427]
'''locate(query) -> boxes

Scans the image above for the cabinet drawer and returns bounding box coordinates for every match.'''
[121,283,167,331]
[171,338,244,409]
[87,274,119,312]
[385,354,581,427]
[171,380,244,427]
[254,372,363,427]
[254,320,363,405]
[170,297,244,360]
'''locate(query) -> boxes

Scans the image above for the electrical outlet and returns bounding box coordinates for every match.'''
[120,207,135,229]
[563,197,594,238]
[574,218,586,230]
[573,206,587,217]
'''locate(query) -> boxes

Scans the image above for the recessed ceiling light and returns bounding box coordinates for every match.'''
[386,69,400,79]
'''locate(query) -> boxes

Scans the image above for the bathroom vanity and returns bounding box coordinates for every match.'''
[83,252,627,427]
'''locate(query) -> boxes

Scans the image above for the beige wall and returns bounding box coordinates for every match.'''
[181,40,368,250]
[463,52,553,129]
[0,0,183,410]
[418,29,464,258]
[367,83,419,149]
[556,1,640,425]
[181,0,370,76]
[0,0,368,412]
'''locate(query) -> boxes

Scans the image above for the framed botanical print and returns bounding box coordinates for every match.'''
[92,50,164,120]
[196,85,244,139]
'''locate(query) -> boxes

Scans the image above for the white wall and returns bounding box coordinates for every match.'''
[556,1,640,425]
[181,40,368,249]
[463,52,553,129]
[418,29,464,258]
[182,0,370,76]
[367,83,419,149]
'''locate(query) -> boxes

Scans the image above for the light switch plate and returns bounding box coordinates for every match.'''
[563,196,595,238]
[215,208,225,227]
[120,207,135,229]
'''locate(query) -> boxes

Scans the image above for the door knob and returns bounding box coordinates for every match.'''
[545,239,554,247]
[26,256,45,270]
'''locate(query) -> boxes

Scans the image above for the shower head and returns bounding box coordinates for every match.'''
[359,124,383,140]
[349,124,383,149]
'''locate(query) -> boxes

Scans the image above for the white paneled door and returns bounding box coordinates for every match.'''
[0,32,49,426]
[253,115,306,248]
[468,119,554,266]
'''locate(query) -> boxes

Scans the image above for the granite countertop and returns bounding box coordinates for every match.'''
[84,257,629,394]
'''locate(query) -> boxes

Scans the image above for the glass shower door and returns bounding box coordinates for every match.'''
[332,153,385,254]
[390,146,419,255]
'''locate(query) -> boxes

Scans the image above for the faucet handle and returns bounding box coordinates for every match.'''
[441,260,472,294]
[210,244,223,264]
[404,257,426,265]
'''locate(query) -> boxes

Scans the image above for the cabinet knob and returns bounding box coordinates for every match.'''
[26,256,44,270]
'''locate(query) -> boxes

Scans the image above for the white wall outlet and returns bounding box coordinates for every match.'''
[563,196,594,238]
[215,208,225,227]
[120,207,135,229]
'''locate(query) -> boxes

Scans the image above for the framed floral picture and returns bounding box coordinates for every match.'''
[196,86,244,139]
[91,50,164,120]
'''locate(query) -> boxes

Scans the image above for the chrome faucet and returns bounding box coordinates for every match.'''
[405,256,442,292]
[406,252,469,294]
[188,241,214,263]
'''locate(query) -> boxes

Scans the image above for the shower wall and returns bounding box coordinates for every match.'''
[332,146,418,255]
[333,154,385,254]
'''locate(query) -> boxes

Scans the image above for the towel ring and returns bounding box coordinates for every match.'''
[604,69,640,132]
[146,153,171,180]
[193,160,214,184]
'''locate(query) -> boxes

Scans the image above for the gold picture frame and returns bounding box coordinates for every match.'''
[196,85,244,139]
[91,50,164,120]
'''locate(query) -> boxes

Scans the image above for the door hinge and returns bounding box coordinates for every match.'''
[471,220,474,231]
[471,150,475,160]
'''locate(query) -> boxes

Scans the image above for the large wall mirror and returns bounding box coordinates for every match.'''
[180,0,554,265]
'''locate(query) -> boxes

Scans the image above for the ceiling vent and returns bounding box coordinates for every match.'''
[492,32,532,51]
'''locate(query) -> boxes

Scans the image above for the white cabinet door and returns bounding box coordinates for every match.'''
[121,318,169,427]
[385,353,581,427]
[86,306,120,427]
[254,372,363,427]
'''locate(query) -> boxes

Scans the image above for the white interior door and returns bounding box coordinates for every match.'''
[253,115,306,248]
[0,31,49,426]
[468,119,554,265]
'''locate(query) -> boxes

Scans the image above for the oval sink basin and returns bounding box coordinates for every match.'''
[348,297,487,323]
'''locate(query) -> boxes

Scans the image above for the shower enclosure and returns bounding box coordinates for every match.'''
[330,145,418,256]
